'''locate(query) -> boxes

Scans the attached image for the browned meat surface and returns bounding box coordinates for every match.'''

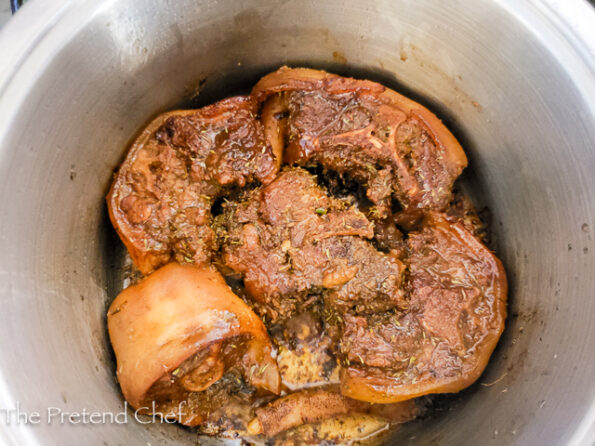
[250,389,367,437]
[373,215,408,255]
[341,313,424,370]
[106,68,507,444]
[152,367,272,432]
[219,168,407,321]
[408,213,506,356]
[445,189,489,241]
[340,213,506,403]
[253,67,467,216]
[249,388,420,438]
[394,188,488,237]
[107,263,280,426]
[144,341,256,426]
[107,96,278,275]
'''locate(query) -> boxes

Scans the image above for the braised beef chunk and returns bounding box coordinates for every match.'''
[107,96,278,275]
[372,215,408,255]
[284,89,412,216]
[341,313,424,370]
[253,67,468,216]
[322,237,406,315]
[107,68,507,442]
[340,213,506,403]
[395,188,488,236]
[341,311,472,396]
[220,168,407,321]
[408,213,505,355]
[157,97,277,188]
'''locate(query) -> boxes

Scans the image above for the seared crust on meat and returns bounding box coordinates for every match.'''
[253,66,467,215]
[220,168,407,321]
[107,96,278,275]
[107,263,280,425]
[106,68,506,441]
[340,213,506,403]
[249,388,418,437]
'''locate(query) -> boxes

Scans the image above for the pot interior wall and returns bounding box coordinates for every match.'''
[0,0,593,445]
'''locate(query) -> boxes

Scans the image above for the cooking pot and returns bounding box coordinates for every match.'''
[0,0,593,444]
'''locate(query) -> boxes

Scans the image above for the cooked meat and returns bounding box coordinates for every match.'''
[185,369,257,434]
[249,388,419,438]
[394,188,488,236]
[341,313,424,370]
[261,92,288,172]
[253,67,468,216]
[107,263,280,425]
[249,389,367,436]
[372,214,408,255]
[445,189,489,241]
[107,96,278,275]
[220,168,407,320]
[340,213,506,403]
[408,213,506,356]
[106,68,507,443]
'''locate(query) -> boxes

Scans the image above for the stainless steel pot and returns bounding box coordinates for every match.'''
[0,0,593,445]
